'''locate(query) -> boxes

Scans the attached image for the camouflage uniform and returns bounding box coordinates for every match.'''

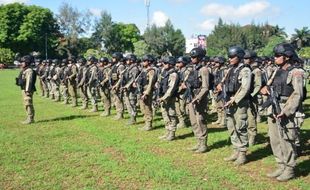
[158,64,179,141]
[16,58,36,124]
[110,61,126,119]
[67,62,78,107]
[97,64,111,116]
[86,63,98,112]
[123,63,140,124]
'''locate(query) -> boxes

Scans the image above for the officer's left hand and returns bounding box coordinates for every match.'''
[276,112,285,119]
[224,99,234,107]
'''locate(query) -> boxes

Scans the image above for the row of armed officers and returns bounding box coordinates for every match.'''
[17,43,307,182]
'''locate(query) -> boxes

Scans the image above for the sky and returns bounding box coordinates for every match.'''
[1,0,309,38]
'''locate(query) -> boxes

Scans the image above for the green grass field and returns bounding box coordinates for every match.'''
[0,69,309,190]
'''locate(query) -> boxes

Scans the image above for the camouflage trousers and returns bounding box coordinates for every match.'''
[22,90,35,119]
[175,97,187,125]
[68,83,77,106]
[268,114,297,169]
[124,90,137,117]
[79,85,88,107]
[226,99,249,152]
[187,97,208,141]
[111,89,124,115]
[87,85,97,107]
[161,97,177,132]
[139,94,153,127]
[60,83,68,103]
[99,86,111,112]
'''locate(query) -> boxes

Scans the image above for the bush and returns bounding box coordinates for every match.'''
[0,48,15,65]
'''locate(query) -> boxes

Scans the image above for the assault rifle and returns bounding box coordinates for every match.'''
[259,86,287,137]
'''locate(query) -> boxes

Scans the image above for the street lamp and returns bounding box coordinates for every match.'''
[144,0,150,29]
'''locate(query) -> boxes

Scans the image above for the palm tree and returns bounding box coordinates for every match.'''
[291,27,310,49]
[272,25,287,38]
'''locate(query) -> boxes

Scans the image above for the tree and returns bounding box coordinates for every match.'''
[143,20,185,56]
[299,47,310,58]
[133,40,148,57]
[0,3,60,56]
[92,11,141,54]
[291,27,310,50]
[0,48,15,65]
[257,36,286,56]
[57,2,92,56]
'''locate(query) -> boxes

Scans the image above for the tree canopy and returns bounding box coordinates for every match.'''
[0,3,60,57]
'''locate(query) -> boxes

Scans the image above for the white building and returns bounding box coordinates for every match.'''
[185,35,207,53]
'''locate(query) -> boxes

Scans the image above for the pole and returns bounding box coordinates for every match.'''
[45,33,48,60]
[144,0,150,29]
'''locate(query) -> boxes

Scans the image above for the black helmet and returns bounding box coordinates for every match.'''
[68,56,76,62]
[77,57,86,64]
[202,56,210,63]
[125,54,137,62]
[87,56,97,63]
[190,47,206,59]
[21,55,33,65]
[62,58,68,64]
[47,59,52,65]
[176,56,190,65]
[244,50,257,59]
[35,58,42,63]
[163,56,176,65]
[52,59,59,65]
[254,57,263,64]
[142,54,155,63]
[99,57,109,63]
[214,56,226,64]
[273,43,296,58]
[228,46,245,58]
[112,52,123,61]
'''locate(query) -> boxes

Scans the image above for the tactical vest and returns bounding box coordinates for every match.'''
[159,69,178,97]
[97,67,105,82]
[271,67,294,97]
[111,64,120,82]
[214,68,224,87]
[18,68,37,92]
[226,64,251,95]
[187,64,202,90]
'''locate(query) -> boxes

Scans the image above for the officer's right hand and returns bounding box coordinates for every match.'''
[260,86,269,95]
[180,82,187,89]
[216,83,222,92]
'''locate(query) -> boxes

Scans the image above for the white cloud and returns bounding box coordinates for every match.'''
[201,1,270,19]
[199,19,216,31]
[89,8,102,17]
[0,0,28,4]
[167,0,190,4]
[152,11,169,27]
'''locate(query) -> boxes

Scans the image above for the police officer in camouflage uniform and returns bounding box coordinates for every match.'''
[97,57,112,116]
[67,57,78,107]
[35,59,44,96]
[136,55,157,131]
[158,56,179,141]
[110,52,126,119]
[185,47,210,153]
[212,56,227,127]
[175,56,191,129]
[261,43,305,181]
[122,54,140,125]
[51,59,61,102]
[16,55,36,124]
[219,46,252,165]
[85,56,98,112]
[59,59,69,104]
[244,50,262,146]
[77,58,88,109]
